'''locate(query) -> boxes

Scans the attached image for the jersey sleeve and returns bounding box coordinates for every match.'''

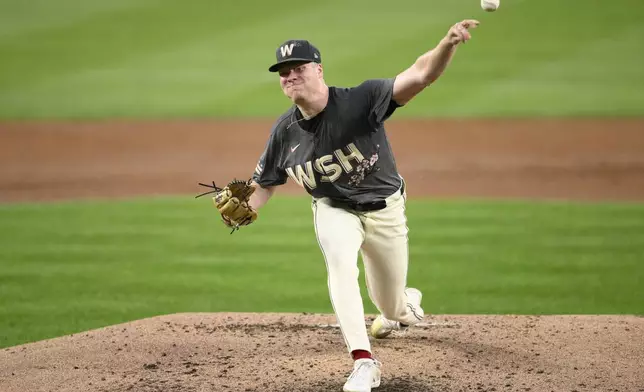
[252,120,288,187]
[357,78,401,127]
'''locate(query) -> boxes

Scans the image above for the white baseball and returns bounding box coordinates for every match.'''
[481,0,500,12]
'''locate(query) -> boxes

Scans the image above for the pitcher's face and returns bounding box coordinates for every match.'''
[278,62,323,102]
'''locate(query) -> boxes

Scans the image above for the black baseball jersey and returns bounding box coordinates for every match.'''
[252,78,403,203]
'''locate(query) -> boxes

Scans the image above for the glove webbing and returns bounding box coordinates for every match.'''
[195,181,223,199]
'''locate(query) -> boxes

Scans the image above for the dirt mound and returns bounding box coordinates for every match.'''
[1,313,642,392]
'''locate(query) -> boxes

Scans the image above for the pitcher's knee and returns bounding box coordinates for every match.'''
[325,257,359,281]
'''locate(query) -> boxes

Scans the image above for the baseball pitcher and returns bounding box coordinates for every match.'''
[201,19,480,392]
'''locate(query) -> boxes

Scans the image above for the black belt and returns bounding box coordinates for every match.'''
[329,199,387,212]
[329,180,405,212]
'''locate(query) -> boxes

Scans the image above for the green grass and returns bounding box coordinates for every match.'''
[1,195,643,348]
[0,0,643,118]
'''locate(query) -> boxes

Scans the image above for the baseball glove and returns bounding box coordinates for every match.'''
[196,179,257,233]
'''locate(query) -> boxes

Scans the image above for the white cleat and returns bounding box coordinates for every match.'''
[370,288,424,339]
[370,315,404,339]
[343,358,382,392]
[405,287,423,307]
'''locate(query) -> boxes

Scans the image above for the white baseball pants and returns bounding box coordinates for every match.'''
[311,184,422,354]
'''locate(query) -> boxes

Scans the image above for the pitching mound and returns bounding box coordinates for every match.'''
[1,313,642,392]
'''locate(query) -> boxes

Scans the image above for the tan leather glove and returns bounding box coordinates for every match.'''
[196,179,258,233]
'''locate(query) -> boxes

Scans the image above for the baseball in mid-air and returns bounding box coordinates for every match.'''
[481,0,500,12]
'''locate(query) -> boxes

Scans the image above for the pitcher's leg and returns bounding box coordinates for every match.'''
[360,192,424,328]
[312,198,371,354]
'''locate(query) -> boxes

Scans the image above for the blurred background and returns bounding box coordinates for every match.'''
[0,0,643,349]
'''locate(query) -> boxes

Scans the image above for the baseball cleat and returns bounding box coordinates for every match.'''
[405,287,424,317]
[370,288,424,339]
[370,315,404,339]
[343,358,382,392]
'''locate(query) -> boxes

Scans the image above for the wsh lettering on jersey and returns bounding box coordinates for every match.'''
[286,143,379,190]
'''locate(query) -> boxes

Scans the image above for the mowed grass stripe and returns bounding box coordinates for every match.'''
[1,0,643,117]
[1,196,643,348]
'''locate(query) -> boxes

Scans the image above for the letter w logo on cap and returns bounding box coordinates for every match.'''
[280,43,294,57]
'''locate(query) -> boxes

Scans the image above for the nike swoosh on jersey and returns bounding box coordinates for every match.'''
[290,144,301,152]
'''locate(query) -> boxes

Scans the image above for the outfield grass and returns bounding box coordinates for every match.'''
[0,0,643,118]
[1,195,642,348]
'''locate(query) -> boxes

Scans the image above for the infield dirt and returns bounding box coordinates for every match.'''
[2,118,644,202]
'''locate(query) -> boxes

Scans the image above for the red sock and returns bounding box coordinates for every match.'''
[351,349,372,361]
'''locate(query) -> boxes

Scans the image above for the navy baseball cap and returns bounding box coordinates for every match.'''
[268,39,322,72]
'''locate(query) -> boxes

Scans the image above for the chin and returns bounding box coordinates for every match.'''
[289,91,305,103]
